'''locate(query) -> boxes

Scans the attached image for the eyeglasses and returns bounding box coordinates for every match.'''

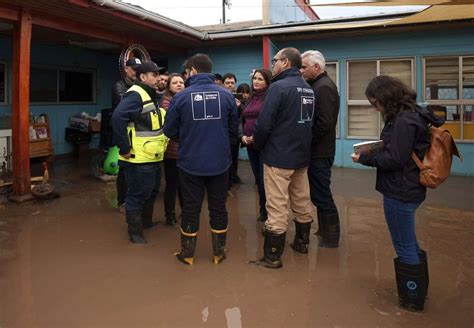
[369,99,379,107]
[272,57,287,65]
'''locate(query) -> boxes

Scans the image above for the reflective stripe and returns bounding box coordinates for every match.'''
[180,227,198,237]
[135,130,164,137]
[211,228,228,234]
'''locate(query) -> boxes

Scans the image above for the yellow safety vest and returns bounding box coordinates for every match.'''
[119,85,168,163]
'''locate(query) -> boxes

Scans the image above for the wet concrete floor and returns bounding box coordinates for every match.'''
[0,156,473,327]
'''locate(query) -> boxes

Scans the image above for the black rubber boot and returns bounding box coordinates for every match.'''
[318,211,340,248]
[126,210,147,244]
[290,220,312,254]
[314,210,322,236]
[211,228,227,264]
[165,211,178,226]
[394,258,428,312]
[251,231,286,269]
[175,227,198,265]
[142,199,158,229]
[419,249,429,294]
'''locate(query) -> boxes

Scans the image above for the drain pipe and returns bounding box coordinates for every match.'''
[92,0,206,39]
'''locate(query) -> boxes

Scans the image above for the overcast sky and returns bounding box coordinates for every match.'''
[126,0,425,27]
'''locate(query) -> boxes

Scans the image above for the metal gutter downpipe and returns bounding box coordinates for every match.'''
[92,0,206,39]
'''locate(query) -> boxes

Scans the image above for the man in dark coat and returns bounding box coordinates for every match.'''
[301,50,340,248]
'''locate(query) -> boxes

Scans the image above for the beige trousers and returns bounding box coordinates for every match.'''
[263,164,313,234]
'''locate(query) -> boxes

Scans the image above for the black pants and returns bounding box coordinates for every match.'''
[117,160,127,206]
[164,158,182,215]
[178,168,229,233]
[230,143,240,179]
[308,157,337,214]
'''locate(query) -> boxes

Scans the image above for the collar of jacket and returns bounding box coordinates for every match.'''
[187,73,215,86]
[307,71,328,86]
[134,81,158,100]
[271,67,301,83]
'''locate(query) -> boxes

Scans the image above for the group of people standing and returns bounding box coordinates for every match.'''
[111,46,434,312]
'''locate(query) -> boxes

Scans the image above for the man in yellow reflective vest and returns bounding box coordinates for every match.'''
[112,61,168,244]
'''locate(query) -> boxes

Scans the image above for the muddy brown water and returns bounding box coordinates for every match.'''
[0,157,473,327]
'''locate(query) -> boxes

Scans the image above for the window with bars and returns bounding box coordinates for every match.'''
[424,56,474,141]
[346,58,415,138]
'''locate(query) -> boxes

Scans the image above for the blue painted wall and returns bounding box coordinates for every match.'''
[0,37,119,155]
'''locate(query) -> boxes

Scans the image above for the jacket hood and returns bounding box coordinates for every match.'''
[416,104,445,127]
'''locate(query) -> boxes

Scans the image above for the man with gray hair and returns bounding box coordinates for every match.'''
[301,50,340,248]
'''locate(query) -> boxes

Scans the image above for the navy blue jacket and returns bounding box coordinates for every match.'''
[163,73,238,176]
[359,106,444,203]
[253,68,315,169]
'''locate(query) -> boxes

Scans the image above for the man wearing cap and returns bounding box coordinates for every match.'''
[112,57,142,213]
[112,61,168,244]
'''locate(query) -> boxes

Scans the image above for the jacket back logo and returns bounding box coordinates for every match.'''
[191,91,222,121]
[300,96,314,122]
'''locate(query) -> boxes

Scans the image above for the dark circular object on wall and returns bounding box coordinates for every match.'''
[118,44,151,79]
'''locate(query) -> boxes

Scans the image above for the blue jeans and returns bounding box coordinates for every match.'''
[383,196,422,265]
[247,147,266,215]
[308,157,337,214]
[122,162,161,213]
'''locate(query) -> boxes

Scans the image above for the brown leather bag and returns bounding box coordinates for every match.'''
[411,126,462,189]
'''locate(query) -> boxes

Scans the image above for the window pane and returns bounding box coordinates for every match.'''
[462,57,474,100]
[349,61,376,100]
[464,105,474,140]
[59,70,94,102]
[380,60,413,88]
[430,104,461,139]
[348,105,379,137]
[425,57,459,100]
[30,67,57,102]
[326,63,337,85]
[0,63,5,103]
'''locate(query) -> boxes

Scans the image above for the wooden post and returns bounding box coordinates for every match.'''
[10,8,33,203]
[262,35,271,70]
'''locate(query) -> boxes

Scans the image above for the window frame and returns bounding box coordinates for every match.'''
[29,64,97,105]
[0,61,7,104]
[345,57,416,139]
[325,60,340,138]
[423,55,474,143]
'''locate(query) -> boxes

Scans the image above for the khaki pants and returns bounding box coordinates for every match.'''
[264,164,313,234]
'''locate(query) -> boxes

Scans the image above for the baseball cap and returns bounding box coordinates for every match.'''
[136,61,164,76]
[125,58,142,68]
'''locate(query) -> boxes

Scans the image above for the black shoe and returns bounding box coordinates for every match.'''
[175,227,198,265]
[165,212,178,226]
[318,211,340,248]
[126,210,147,244]
[394,258,428,312]
[142,199,158,230]
[250,231,286,269]
[211,228,227,264]
[290,220,312,254]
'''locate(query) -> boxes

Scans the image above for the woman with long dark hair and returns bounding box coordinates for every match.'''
[351,75,444,312]
[240,69,272,221]
[160,73,185,225]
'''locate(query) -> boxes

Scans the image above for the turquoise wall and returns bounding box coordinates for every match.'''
[0,37,119,155]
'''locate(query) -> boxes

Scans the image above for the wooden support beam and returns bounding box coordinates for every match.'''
[0,2,20,22]
[10,8,34,203]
